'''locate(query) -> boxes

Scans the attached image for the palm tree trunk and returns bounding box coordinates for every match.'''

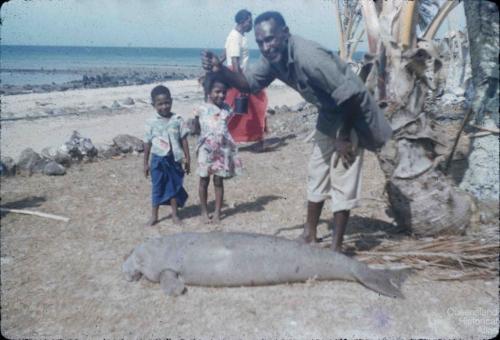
[460,1,499,200]
[359,0,475,236]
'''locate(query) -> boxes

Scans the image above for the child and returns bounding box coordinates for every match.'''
[196,73,242,223]
[144,85,190,226]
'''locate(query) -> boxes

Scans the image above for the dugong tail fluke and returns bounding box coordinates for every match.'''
[352,265,411,298]
[123,232,411,298]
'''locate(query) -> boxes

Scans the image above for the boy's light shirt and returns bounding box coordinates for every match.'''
[144,113,190,161]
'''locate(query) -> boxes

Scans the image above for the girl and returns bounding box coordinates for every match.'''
[196,73,242,223]
[144,85,190,226]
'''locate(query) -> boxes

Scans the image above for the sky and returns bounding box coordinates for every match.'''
[1,0,466,50]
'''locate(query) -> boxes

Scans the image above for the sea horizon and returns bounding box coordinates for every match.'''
[1,44,365,86]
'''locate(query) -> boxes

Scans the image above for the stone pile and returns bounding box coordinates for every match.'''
[0,131,144,177]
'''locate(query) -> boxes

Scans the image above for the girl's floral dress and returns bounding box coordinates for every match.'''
[196,103,242,178]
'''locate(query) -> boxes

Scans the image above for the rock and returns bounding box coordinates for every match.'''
[17,148,45,175]
[290,101,307,112]
[0,157,16,176]
[123,97,135,105]
[54,147,72,166]
[41,146,59,160]
[267,108,276,115]
[111,100,121,110]
[63,131,98,161]
[280,105,291,113]
[43,161,66,176]
[96,143,121,159]
[273,105,291,114]
[113,134,144,153]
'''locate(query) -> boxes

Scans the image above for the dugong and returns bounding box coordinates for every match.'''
[122,232,409,298]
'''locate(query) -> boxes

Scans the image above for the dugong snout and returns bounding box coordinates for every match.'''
[122,250,143,282]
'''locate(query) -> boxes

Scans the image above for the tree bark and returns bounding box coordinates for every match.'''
[360,0,474,236]
[460,1,499,200]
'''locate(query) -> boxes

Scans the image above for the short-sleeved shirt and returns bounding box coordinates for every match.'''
[225,29,249,70]
[243,34,392,151]
[144,113,190,161]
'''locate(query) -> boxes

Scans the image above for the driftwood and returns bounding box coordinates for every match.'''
[0,208,70,222]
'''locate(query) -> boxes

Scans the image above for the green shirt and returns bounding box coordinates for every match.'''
[244,34,392,151]
[144,113,189,161]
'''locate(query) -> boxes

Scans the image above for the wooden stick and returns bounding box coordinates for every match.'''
[444,107,474,173]
[469,131,493,138]
[469,124,500,134]
[0,208,70,222]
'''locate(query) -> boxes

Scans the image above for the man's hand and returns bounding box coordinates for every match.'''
[333,138,355,169]
[201,50,222,73]
[144,164,150,178]
[183,159,190,175]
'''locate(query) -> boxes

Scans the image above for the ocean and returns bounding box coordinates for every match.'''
[0,45,364,86]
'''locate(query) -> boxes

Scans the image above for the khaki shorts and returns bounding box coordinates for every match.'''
[307,129,364,213]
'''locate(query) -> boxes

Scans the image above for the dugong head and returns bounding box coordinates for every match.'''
[122,249,143,282]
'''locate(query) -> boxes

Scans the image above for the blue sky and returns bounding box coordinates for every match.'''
[1,0,465,50]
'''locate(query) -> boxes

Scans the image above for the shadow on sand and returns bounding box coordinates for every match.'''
[1,196,47,218]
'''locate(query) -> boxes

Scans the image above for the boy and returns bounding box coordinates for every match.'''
[144,85,190,226]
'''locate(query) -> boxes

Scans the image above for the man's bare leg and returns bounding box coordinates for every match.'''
[297,201,324,243]
[331,210,350,252]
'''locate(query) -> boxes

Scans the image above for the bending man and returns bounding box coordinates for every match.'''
[202,11,392,252]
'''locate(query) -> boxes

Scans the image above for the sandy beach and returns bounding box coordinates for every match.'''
[1,79,498,338]
[1,79,303,160]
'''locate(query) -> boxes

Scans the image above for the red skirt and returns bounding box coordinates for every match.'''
[225,87,268,142]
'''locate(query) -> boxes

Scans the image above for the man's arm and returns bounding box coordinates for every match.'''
[231,56,242,74]
[202,51,250,92]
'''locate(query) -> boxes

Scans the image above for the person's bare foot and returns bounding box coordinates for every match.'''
[200,213,212,224]
[172,215,184,226]
[146,217,158,227]
[212,212,221,224]
[296,231,319,244]
[330,243,342,253]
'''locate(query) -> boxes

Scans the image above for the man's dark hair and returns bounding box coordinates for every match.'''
[150,85,171,102]
[254,11,287,27]
[235,9,252,24]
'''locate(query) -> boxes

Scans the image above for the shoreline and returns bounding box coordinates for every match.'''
[0,78,304,160]
[0,65,204,96]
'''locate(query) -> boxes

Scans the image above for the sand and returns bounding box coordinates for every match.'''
[1,81,498,338]
[0,79,303,160]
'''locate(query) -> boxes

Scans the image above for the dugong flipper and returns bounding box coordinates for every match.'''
[159,269,186,296]
[123,232,410,298]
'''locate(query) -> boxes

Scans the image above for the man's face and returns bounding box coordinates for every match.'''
[243,16,253,33]
[254,19,289,64]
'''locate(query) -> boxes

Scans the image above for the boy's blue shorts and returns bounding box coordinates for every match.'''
[150,153,188,207]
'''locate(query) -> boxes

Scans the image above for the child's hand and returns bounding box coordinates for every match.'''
[183,160,190,174]
[144,164,150,178]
